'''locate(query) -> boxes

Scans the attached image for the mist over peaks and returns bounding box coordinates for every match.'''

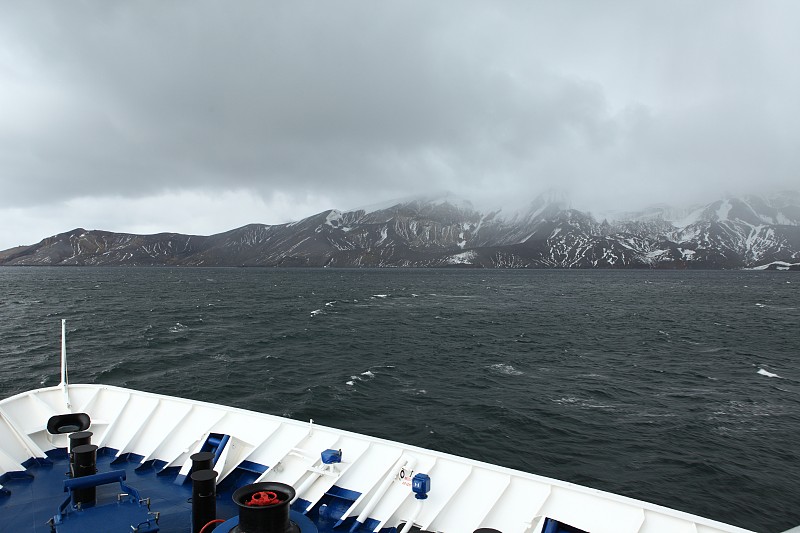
[3,190,798,270]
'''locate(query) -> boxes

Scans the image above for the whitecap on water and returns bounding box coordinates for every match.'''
[310,309,322,317]
[169,322,188,333]
[757,368,780,378]
[553,397,580,405]
[700,346,724,353]
[552,396,614,410]
[346,371,376,386]
[488,363,523,376]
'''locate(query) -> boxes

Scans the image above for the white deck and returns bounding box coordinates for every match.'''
[0,384,756,533]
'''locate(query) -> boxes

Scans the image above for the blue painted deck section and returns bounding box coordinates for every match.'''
[0,448,241,532]
[0,448,406,533]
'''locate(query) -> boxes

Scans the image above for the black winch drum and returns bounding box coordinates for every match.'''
[232,482,299,533]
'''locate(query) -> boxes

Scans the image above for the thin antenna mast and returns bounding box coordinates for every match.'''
[60,319,71,408]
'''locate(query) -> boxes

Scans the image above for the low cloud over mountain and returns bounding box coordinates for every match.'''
[2,192,799,270]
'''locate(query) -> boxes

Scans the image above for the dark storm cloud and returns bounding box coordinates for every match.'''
[0,0,798,246]
[1,1,522,203]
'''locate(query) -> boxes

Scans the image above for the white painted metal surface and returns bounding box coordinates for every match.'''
[59,319,70,409]
[0,384,756,533]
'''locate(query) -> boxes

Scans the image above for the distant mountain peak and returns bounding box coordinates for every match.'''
[676,193,800,228]
[350,191,474,215]
[531,189,571,209]
[2,191,798,269]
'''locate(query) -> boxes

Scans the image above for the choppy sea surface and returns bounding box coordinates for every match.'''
[0,267,798,532]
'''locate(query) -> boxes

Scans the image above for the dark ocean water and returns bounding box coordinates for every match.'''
[0,267,798,532]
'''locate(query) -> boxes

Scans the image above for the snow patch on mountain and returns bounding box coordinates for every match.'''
[749,261,800,271]
[446,251,477,265]
[325,210,343,227]
[3,191,799,269]
[717,200,732,221]
[352,191,474,215]
[676,208,704,228]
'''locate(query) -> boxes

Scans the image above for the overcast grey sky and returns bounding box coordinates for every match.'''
[1,1,798,249]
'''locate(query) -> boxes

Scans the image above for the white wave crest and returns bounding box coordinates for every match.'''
[488,363,524,376]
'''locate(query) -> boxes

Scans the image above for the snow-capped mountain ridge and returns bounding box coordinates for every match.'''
[1,191,798,269]
[677,196,800,227]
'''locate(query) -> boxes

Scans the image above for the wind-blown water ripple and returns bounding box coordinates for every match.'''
[0,267,798,532]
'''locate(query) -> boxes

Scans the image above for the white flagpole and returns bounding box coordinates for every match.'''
[60,319,71,408]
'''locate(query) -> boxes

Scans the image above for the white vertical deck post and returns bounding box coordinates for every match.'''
[60,319,71,409]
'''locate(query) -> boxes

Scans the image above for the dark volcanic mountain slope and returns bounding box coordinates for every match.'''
[2,192,799,269]
[0,229,208,266]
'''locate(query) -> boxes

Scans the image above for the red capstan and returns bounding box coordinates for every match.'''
[246,491,281,507]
